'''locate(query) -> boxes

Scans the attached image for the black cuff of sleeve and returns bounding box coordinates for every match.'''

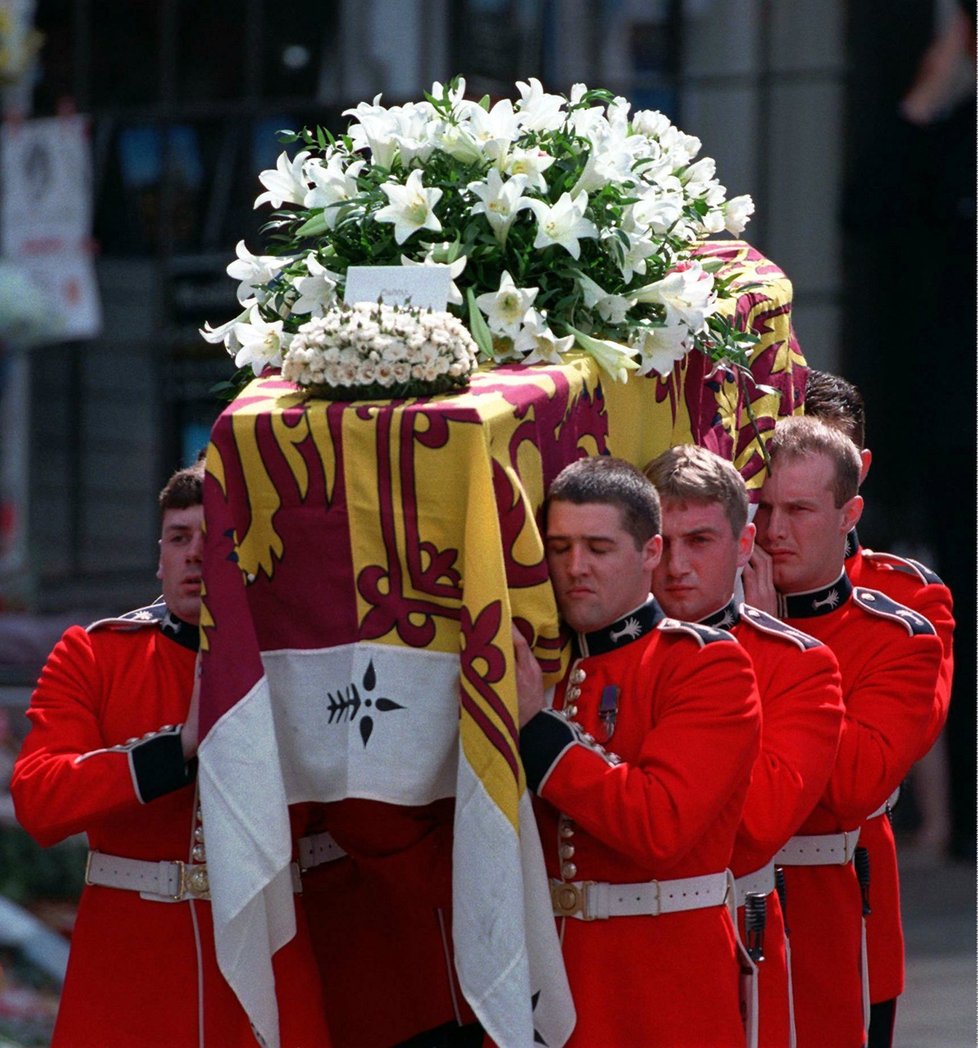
[520,711,576,793]
[130,729,197,803]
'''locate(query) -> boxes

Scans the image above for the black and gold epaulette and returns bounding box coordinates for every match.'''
[738,605,823,651]
[87,601,167,633]
[861,549,945,586]
[852,588,937,637]
[658,618,735,647]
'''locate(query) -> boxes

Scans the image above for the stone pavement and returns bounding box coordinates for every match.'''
[895,848,975,1047]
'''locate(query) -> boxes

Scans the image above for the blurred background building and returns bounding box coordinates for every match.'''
[0,0,973,845]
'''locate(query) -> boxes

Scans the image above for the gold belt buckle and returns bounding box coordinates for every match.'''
[171,861,210,900]
[551,880,595,920]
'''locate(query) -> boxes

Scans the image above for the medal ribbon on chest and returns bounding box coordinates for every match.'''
[598,684,620,742]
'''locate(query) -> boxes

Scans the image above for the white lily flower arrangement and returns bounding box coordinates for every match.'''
[204,77,758,397]
[281,300,479,400]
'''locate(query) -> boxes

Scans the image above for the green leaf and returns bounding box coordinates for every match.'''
[466,287,496,359]
[564,323,640,383]
[295,212,329,238]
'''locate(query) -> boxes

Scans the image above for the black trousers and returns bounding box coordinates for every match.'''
[394,1021,484,1048]
[867,998,897,1048]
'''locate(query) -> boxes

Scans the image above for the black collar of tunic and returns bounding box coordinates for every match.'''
[574,597,665,658]
[700,598,740,631]
[777,571,853,619]
[161,609,200,652]
[844,527,861,561]
[124,601,199,652]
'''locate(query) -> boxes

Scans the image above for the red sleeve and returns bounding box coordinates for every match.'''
[737,639,844,857]
[11,627,194,847]
[851,555,954,754]
[895,582,954,753]
[821,624,942,828]
[526,638,760,869]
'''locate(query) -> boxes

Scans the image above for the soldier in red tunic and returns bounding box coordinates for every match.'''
[512,456,762,1047]
[11,461,331,1048]
[645,444,845,1048]
[744,418,942,1048]
[805,369,955,1048]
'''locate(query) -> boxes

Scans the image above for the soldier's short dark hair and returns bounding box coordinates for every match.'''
[158,460,205,513]
[544,456,661,550]
[768,417,861,507]
[804,369,866,449]
[644,444,748,536]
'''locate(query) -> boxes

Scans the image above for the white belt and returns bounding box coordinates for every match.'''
[867,787,901,821]
[298,831,347,872]
[551,871,730,921]
[85,850,302,902]
[734,860,776,904]
[775,829,860,867]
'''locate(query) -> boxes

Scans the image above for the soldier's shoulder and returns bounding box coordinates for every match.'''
[860,548,945,586]
[738,605,823,651]
[658,618,736,648]
[86,600,166,634]
[851,587,937,637]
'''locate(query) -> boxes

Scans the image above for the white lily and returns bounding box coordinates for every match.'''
[226,241,292,304]
[344,102,401,169]
[724,194,755,235]
[564,323,641,384]
[304,157,366,228]
[514,77,567,132]
[457,97,520,161]
[254,150,310,209]
[630,262,717,333]
[375,169,443,245]
[475,271,538,339]
[528,192,598,259]
[511,309,575,365]
[631,109,673,139]
[200,298,255,353]
[290,254,340,316]
[468,169,534,246]
[682,156,717,193]
[430,78,468,106]
[629,185,685,236]
[701,209,727,235]
[577,273,632,326]
[233,313,288,373]
[631,322,691,377]
[500,147,554,192]
[660,127,702,167]
[399,248,468,306]
[436,123,486,165]
[388,103,440,166]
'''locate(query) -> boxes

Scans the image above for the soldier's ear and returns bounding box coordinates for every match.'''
[858,448,872,486]
[643,533,663,572]
[736,523,755,569]
[841,494,863,533]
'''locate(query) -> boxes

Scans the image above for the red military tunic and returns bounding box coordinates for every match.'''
[701,601,843,1048]
[11,604,331,1048]
[520,598,761,1048]
[301,797,479,1047]
[777,574,942,1048]
[845,535,955,1004]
